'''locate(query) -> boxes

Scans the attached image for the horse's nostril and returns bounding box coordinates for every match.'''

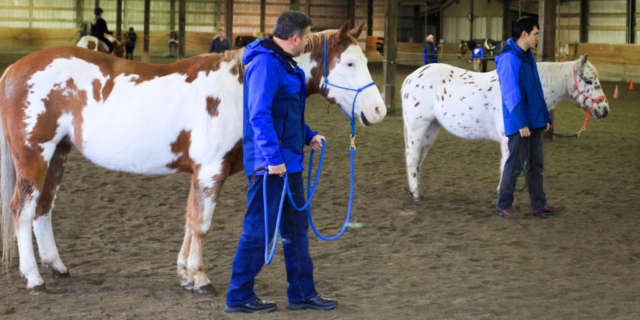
[375,106,380,115]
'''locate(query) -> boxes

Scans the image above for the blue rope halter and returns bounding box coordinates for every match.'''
[263,37,376,265]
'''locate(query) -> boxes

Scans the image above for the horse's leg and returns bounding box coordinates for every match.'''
[12,160,49,293]
[177,220,193,289]
[182,168,229,294]
[33,139,72,279]
[406,120,440,201]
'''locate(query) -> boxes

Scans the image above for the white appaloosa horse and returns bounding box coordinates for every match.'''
[0,22,385,293]
[402,54,609,201]
[77,34,125,58]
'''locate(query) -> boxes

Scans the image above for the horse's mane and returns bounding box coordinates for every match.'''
[200,48,245,74]
[304,30,358,53]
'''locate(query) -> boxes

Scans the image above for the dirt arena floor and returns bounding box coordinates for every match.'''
[0,56,639,319]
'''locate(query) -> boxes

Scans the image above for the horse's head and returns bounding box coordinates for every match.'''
[113,40,125,58]
[568,54,609,119]
[457,40,469,58]
[300,22,386,126]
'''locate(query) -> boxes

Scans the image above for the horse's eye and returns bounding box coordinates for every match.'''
[584,79,593,85]
[347,63,354,67]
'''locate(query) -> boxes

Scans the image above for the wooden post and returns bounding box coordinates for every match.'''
[628,0,636,44]
[503,0,510,40]
[260,0,266,34]
[368,0,373,36]
[28,0,33,28]
[579,0,588,43]
[116,0,122,41]
[348,0,356,28]
[383,0,398,115]
[225,0,233,41]
[469,0,474,39]
[413,5,421,43]
[213,0,221,31]
[538,0,557,140]
[95,0,99,9]
[179,0,186,59]
[76,0,84,29]
[142,0,150,63]
[306,0,311,16]
[423,3,428,40]
[170,0,176,31]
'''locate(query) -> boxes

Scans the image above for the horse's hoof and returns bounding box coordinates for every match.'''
[27,284,48,295]
[193,284,215,295]
[52,268,70,278]
[181,281,194,290]
[412,196,422,202]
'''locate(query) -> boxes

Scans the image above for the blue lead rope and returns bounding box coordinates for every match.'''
[263,38,376,265]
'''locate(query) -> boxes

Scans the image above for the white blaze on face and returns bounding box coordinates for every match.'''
[324,45,386,125]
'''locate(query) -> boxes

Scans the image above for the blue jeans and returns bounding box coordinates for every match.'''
[497,131,547,212]
[226,172,317,306]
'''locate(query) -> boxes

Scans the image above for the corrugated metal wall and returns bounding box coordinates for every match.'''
[489,17,503,40]
[558,0,580,44]
[473,16,486,38]
[588,0,626,44]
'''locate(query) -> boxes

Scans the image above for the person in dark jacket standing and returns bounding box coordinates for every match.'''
[495,17,565,219]
[225,11,337,314]
[208,28,231,53]
[90,8,114,54]
[124,27,137,60]
[423,34,438,65]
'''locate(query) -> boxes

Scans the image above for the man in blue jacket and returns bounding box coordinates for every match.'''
[225,11,336,313]
[495,17,565,219]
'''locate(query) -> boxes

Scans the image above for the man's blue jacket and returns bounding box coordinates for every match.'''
[496,38,552,136]
[242,38,317,176]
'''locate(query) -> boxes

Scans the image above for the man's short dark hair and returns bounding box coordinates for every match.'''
[273,11,313,40]
[512,16,539,39]
[129,27,134,31]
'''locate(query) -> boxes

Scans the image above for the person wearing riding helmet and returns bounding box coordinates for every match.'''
[91,8,114,54]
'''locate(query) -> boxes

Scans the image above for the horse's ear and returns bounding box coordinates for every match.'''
[348,22,365,39]
[577,54,588,70]
[337,21,350,43]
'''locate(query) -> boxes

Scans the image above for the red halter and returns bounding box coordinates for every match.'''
[572,66,606,137]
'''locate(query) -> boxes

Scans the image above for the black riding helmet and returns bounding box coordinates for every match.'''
[94,7,103,15]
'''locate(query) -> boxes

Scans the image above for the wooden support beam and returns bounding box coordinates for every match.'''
[579,0,588,43]
[95,0,99,9]
[260,0,266,33]
[413,5,421,42]
[307,0,312,16]
[503,0,510,40]
[469,0,474,39]
[116,0,122,41]
[291,0,300,11]
[225,0,233,39]
[142,0,150,63]
[368,0,374,36]
[348,0,356,28]
[214,0,221,31]
[76,0,83,29]
[538,0,557,140]
[628,0,636,44]
[170,0,176,31]
[383,0,398,115]
[29,0,33,28]
[179,0,186,59]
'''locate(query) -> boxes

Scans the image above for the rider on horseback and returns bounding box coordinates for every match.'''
[91,8,114,54]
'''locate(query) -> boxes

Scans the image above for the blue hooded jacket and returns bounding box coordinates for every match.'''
[472,46,484,61]
[496,38,551,136]
[423,42,437,65]
[242,38,317,176]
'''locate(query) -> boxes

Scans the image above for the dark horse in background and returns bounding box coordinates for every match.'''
[458,38,504,58]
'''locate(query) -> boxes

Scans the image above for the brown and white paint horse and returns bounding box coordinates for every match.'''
[77,34,125,58]
[0,22,385,293]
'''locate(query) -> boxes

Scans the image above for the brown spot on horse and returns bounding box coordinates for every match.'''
[166,130,195,174]
[206,96,221,117]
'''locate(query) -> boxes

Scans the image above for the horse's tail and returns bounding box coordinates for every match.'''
[0,66,17,272]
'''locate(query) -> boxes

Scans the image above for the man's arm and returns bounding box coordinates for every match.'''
[497,53,528,130]
[247,58,284,168]
[208,39,216,54]
[304,124,318,146]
